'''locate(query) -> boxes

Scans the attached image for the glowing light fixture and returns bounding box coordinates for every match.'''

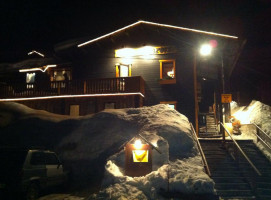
[115,46,156,58]
[19,65,57,73]
[28,50,45,57]
[115,48,135,58]
[78,20,238,48]
[200,44,212,56]
[134,139,143,150]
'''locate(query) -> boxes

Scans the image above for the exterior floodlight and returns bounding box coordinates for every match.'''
[200,44,212,56]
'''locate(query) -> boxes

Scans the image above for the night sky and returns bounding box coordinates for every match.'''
[1,0,271,102]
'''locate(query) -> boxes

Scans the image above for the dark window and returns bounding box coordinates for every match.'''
[104,102,116,109]
[30,152,45,165]
[45,153,59,165]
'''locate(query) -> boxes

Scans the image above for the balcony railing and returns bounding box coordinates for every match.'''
[0,76,145,99]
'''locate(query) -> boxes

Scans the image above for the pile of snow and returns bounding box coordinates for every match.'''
[0,103,215,198]
[230,100,271,160]
[95,156,214,200]
[65,105,214,199]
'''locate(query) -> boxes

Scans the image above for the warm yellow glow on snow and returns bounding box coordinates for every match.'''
[232,103,256,124]
[233,110,250,124]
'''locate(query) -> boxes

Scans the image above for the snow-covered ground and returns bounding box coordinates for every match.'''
[0,102,214,200]
[1,100,270,199]
[57,105,215,199]
[230,100,271,161]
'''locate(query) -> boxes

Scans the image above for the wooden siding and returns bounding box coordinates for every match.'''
[74,50,195,122]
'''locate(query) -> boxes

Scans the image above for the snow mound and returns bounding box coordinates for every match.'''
[93,156,213,200]
[231,100,271,160]
[61,105,214,199]
[0,102,72,127]
[0,103,214,198]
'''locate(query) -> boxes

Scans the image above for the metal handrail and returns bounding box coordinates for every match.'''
[220,122,262,176]
[252,122,271,147]
[190,123,211,176]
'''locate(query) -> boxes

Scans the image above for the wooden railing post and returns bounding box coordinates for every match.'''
[57,82,61,95]
[84,80,87,94]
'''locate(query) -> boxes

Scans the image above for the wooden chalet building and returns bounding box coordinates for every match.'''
[0,21,244,134]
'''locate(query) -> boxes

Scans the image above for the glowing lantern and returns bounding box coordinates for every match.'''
[125,138,152,177]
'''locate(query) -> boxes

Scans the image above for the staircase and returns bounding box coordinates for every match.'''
[237,140,271,200]
[200,139,271,200]
[206,114,218,133]
[199,113,219,137]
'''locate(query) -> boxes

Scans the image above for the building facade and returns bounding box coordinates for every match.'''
[0,21,243,131]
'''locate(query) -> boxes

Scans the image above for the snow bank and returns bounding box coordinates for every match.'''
[230,100,271,160]
[93,156,213,200]
[67,105,214,199]
[0,102,215,198]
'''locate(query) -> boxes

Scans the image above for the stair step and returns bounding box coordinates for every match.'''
[216,189,254,197]
[215,183,251,190]
[256,188,271,195]
[257,194,271,200]
[200,139,271,200]
[211,177,247,183]
[211,171,247,176]
[220,196,256,200]
[257,182,271,188]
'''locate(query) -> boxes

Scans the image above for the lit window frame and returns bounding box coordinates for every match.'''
[160,101,177,110]
[159,59,176,84]
[116,64,132,77]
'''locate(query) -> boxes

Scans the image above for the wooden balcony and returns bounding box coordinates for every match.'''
[0,76,145,99]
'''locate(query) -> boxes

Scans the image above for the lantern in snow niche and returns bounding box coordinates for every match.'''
[125,139,152,177]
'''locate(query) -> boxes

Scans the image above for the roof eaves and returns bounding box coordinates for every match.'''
[77,20,238,48]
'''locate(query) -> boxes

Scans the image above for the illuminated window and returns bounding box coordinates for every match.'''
[51,70,71,81]
[26,73,35,89]
[116,64,131,77]
[160,101,177,109]
[159,60,176,84]
[50,69,71,88]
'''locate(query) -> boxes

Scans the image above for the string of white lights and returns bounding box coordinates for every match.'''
[78,20,238,47]
[19,65,57,73]
[0,92,145,101]
[28,50,45,57]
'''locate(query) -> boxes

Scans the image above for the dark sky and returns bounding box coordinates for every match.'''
[0,0,271,79]
[0,1,268,59]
